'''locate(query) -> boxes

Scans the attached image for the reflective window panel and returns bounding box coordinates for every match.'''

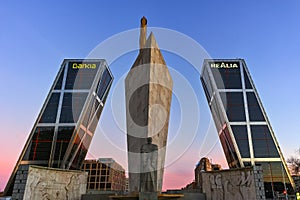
[243,67,253,89]
[82,97,100,128]
[96,67,113,100]
[219,126,239,168]
[201,67,213,101]
[231,125,250,158]
[210,98,226,131]
[54,65,65,90]
[60,92,88,123]
[220,92,246,122]
[251,125,279,158]
[247,92,265,121]
[53,126,75,163]
[28,127,55,161]
[39,93,60,123]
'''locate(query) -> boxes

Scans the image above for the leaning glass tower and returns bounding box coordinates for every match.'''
[4,59,113,198]
[201,59,294,198]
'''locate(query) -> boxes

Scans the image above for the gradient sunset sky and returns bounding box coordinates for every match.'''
[1,0,300,191]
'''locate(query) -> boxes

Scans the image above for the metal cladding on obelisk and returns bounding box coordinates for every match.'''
[125,17,173,193]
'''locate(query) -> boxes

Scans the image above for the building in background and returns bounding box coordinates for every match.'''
[194,157,221,190]
[81,158,126,191]
[4,59,113,198]
[201,59,294,198]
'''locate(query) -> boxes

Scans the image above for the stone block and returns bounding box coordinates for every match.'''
[183,192,206,200]
[23,165,87,200]
[139,192,158,200]
[201,166,265,200]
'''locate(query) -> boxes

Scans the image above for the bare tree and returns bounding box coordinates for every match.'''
[287,148,300,175]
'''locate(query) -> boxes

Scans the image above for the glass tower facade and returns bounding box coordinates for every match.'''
[4,59,113,197]
[201,59,294,197]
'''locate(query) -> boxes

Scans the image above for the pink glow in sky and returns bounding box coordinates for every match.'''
[0,147,227,192]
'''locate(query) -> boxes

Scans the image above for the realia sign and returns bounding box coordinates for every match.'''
[210,62,239,69]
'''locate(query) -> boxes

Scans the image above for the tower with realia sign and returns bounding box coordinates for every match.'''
[201,59,295,198]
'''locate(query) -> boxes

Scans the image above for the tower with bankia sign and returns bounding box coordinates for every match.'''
[201,59,295,198]
[4,59,113,199]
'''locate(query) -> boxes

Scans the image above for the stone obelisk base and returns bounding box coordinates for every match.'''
[139,192,158,200]
[109,193,184,200]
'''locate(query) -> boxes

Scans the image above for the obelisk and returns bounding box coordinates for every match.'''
[125,17,173,193]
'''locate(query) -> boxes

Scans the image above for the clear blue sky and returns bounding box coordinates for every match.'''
[1,0,300,190]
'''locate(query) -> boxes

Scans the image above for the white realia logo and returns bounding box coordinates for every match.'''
[210,62,239,68]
